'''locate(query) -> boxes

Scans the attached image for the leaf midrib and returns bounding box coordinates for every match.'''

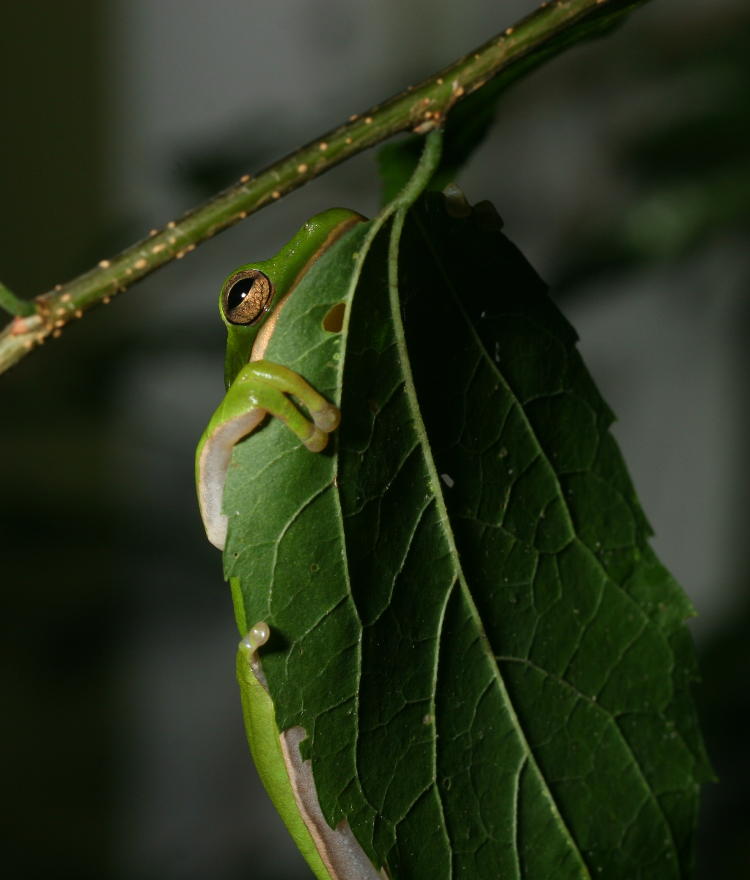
[387,207,590,877]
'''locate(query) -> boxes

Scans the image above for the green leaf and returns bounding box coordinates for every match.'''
[224,192,710,878]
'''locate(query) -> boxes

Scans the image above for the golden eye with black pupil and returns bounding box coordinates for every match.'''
[222,270,273,325]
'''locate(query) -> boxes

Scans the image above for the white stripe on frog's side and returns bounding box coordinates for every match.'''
[197,409,266,550]
[241,624,387,880]
[280,726,387,880]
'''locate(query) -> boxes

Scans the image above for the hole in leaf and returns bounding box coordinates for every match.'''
[322,301,346,333]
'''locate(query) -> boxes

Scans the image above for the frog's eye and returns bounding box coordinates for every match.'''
[222,270,273,325]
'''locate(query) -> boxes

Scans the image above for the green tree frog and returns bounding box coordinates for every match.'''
[195,208,362,551]
[195,209,385,880]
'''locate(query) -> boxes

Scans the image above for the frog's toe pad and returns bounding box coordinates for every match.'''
[312,404,340,434]
[303,426,329,452]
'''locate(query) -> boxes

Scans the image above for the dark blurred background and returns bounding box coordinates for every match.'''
[1,1,747,877]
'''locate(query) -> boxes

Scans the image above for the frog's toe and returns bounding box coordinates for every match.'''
[303,425,328,453]
[312,404,340,434]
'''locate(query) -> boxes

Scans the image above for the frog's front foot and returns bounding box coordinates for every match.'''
[196,360,339,549]
[241,359,340,451]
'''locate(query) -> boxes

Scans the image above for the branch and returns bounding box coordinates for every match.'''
[0,0,650,375]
